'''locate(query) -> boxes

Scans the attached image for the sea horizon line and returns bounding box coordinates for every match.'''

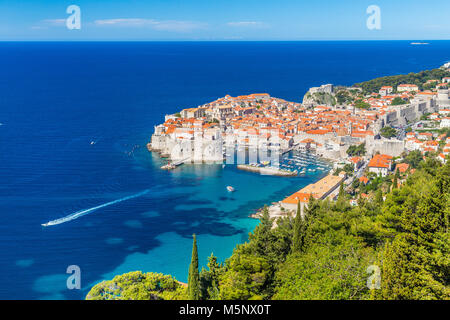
[1,39,450,43]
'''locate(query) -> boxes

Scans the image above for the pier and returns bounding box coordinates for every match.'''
[161,157,191,170]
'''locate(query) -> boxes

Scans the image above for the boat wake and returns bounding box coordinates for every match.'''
[41,189,150,227]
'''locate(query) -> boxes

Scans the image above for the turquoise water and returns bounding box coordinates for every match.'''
[88,152,326,298]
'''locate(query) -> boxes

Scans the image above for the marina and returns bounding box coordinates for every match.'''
[157,147,331,177]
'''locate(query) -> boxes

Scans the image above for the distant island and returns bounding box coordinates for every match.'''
[87,65,450,300]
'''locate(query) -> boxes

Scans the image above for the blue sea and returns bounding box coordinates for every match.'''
[0,41,449,300]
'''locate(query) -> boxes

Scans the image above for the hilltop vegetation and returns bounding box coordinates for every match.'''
[335,88,362,105]
[303,91,337,106]
[86,272,188,300]
[354,68,450,94]
[87,158,450,300]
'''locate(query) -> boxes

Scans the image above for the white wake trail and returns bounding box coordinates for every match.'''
[41,189,150,227]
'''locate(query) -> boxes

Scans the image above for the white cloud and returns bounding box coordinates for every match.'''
[41,19,66,26]
[30,26,48,30]
[94,18,149,26]
[30,19,65,30]
[227,21,267,28]
[94,18,206,32]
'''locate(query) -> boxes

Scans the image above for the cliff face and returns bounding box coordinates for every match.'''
[302,91,336,107]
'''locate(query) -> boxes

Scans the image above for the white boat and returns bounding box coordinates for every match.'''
[90,141,96,145]
[227,186,235,192]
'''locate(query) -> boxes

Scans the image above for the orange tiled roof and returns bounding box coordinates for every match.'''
[395,163,409,173]
[306,129,330,135]
[368,154,392,169]
[359,176,369,184]
[282,192,316,204]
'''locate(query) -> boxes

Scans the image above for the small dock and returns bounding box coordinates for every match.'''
[161,157,190,170]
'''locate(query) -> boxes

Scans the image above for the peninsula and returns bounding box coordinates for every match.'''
[148,65,450,219]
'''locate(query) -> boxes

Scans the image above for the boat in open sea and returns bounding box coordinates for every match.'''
[227,186,235,192]
[41,189,150,227]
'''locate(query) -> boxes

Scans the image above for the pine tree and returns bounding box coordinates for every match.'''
[248,206,276,258]
[199,253,223,300]
[188,234,200,300]
[259,205,273,231]
[381,163,450,299]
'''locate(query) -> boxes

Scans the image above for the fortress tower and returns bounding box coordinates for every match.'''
[437,89,450,107]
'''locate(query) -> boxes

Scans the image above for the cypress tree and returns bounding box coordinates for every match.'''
[305,195,318,219]
[188,234,200,300]
[336,182,347,211]
[338,181,345,200]
[291,201,303,252]
[375,189,383,205]
[392,168,399,190]
[291,201,309,253]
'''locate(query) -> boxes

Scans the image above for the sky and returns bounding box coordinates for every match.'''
[0,0,449,41]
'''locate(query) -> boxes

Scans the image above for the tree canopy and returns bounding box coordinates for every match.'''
[347,143,366,156]
[354,68,450,94]
[391,97,409,106]
[380,126,398,139]
[86,271,187,300]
